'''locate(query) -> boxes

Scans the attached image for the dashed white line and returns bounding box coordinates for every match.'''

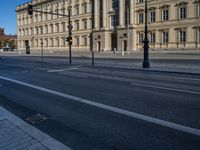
[59,72,88,78]
[48,68,79,73]
[0,76,200,137]
[130,82,200,95]
[48,65,83,73]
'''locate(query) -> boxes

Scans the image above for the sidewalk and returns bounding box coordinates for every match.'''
[1,50,200,75]
[0,106,71,150]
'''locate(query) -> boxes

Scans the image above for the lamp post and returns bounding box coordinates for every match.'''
[142,0,150,68]
[68,7,72,64]
[41,41,43,61]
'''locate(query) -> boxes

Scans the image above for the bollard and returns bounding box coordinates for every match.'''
[92,51,94,67]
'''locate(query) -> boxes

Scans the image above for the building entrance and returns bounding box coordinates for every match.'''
[98,41,101,51]
[111,33,117,51]
[123,40,127,51]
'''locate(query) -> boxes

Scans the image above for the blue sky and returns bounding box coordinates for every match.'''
[0,0,30,35]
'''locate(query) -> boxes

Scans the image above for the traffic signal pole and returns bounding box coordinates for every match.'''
[27,4,73,64]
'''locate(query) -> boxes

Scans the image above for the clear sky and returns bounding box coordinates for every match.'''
[0,0,30,35]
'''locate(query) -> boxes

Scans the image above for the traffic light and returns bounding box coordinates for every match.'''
[66,37,72,45]
[27,4,33,15]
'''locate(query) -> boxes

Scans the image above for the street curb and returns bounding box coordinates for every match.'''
[1,55,200,76]
[0,106,72,150]
[93,64,200,76]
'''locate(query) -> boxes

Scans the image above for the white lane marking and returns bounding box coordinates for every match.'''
[48,65,83,73]
[72,68,200,82]
[48,68,79,73]
[113,71,200,82]
[0,76,200,136]
[130,82,200,95]
[59,72,88,78]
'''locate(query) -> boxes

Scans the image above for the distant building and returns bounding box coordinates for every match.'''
[16,0,200,53]
[16,0,92,52]
[0,28,17,49]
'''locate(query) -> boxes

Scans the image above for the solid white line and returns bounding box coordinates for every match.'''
[130,82,200,95]
[0,76,200,136]
[114,71,200,81]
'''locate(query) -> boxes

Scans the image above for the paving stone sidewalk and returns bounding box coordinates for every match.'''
[0,107,71,150]
[0,119,48,150]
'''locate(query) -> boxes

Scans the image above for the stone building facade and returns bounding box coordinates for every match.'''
[16,0,92,52]
[93,0,200,52]
[16,0,200,52]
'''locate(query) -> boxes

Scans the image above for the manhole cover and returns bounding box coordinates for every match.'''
[26,113,47,124]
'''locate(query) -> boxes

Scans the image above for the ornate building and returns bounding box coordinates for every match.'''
[16,0,92,52]
[16,0,200,52]
[93,0,200,52]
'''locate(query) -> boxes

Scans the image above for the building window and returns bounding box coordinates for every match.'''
[75,21,79,30]
[75,5,79,15]
[89,2,92,12]
[137,0,143,3]
[62,8,65,16]
[35,15,38,23]
[198,28,200,42]
[138,13,144,24]
[125,0,130,26]
[162,31,169,43]
[40,13,42,21]
[197,28,200,42]
[111,15,119,27]
[56,38,59,47]
[50,24,53,33]
[45,25,48,34]
[62,22,66,32]
[150,32,156,43]
[83,19,87,29]
[179,30,186,42]
[99,0,103,28]
[83,36,87,46]
[179,6,187,19]
[112,0,119,10]
[162,8,169,21]
[138,33,144,43]
[75,36,79,46]
[197,3,200,17]
[149,11,156,22]
[40,26,43,34]
[56,24,59,32]
[82,3,87,13]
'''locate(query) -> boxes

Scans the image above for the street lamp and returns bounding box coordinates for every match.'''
[67,6,72,64]
[142,0,150,68]
[41,41,43,61]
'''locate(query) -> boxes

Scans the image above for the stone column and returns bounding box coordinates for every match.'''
[94,0,99,29]
[130,0,134,25]
[103,0,107,28]
[119,0,125,27]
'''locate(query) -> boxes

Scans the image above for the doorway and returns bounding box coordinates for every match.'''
[98,41,101,51]
[111,33,117,51]
[123,40,127,51]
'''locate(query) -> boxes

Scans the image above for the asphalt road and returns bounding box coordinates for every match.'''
[0,56,200,150]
